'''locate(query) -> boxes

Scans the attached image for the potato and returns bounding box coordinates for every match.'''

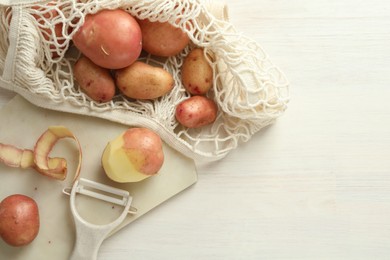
[32,2,68,58]
[72,9,142,69]
[102,128,164,183]
[73,56,116,102]
[182,48,213,95]
[9,1,71,58]
[138,18,190,57]
[0,194,40,247]
[175,96,218,128]
[115,61,174,100]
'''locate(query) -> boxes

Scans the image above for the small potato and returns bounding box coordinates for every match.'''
[115,61,174,100]
[182,48,213,95]
[74,56,116,102]
[0,194,40,247]
[175,96,218,128]
[72,9,142,69]
[138,18,190,57]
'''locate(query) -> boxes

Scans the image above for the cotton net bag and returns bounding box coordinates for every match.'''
[0,0,289,161]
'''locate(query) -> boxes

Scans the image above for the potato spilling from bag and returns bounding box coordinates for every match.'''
[176,96,218,128]
[32,1,70,58]
[138,18,190,57]
[73,56,116,103]
[102,128,164,183]
[72,9,142,69]
[0,194,40,247]
[182,48,213,95]
[115,61,174,100]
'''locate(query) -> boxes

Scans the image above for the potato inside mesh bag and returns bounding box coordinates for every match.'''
[0,0,289,161]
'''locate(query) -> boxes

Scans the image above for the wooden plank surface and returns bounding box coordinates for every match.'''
[1,0,390,259]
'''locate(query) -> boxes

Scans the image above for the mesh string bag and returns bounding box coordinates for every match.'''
[0,0,289,161]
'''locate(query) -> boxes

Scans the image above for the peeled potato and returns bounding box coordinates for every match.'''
[138,18,190,57]
[175,96,218,128]
[115,61,174,100]
[0,194,40,247]
[102,128,164,183]
[182,48,213,95]
[73,56,116,102]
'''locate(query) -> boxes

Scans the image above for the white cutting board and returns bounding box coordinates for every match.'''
[0,95,197,260]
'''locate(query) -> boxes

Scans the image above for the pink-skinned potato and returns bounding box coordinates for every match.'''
[138,18,190,57]
[32,3,67,57]
[175,96,218,128]
[74,56,116,102]
[0,194,40,247]
[72,9,142,69]
[7,1,71,58]
[102,128,164,183]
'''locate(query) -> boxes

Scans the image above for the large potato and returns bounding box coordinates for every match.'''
[102,128,164,183]
[175,96,218,128]
[0,194,40,247]
[115,61,174,100]
[138,18,190,57]
[74,56,116,102]
[72,9,142,69]
[182,48,213,95]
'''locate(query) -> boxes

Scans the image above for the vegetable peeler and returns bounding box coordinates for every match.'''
[63,178,135,260]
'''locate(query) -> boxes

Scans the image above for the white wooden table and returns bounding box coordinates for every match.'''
[1,1,390,259]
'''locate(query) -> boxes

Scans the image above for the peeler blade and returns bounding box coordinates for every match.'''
[62,178,137,214]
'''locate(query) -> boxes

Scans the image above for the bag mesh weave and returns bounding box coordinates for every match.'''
[0,0,289,161]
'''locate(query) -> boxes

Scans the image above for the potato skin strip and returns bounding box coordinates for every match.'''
[0,144,24,168]
[0,126,81,181]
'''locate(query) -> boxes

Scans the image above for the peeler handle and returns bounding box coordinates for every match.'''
[70,220,113,260]
[68,178,133,260]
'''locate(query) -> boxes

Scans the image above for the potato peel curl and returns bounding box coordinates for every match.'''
[0,126,81,181]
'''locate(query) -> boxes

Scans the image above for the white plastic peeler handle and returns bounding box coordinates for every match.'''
[69,178,133,260]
